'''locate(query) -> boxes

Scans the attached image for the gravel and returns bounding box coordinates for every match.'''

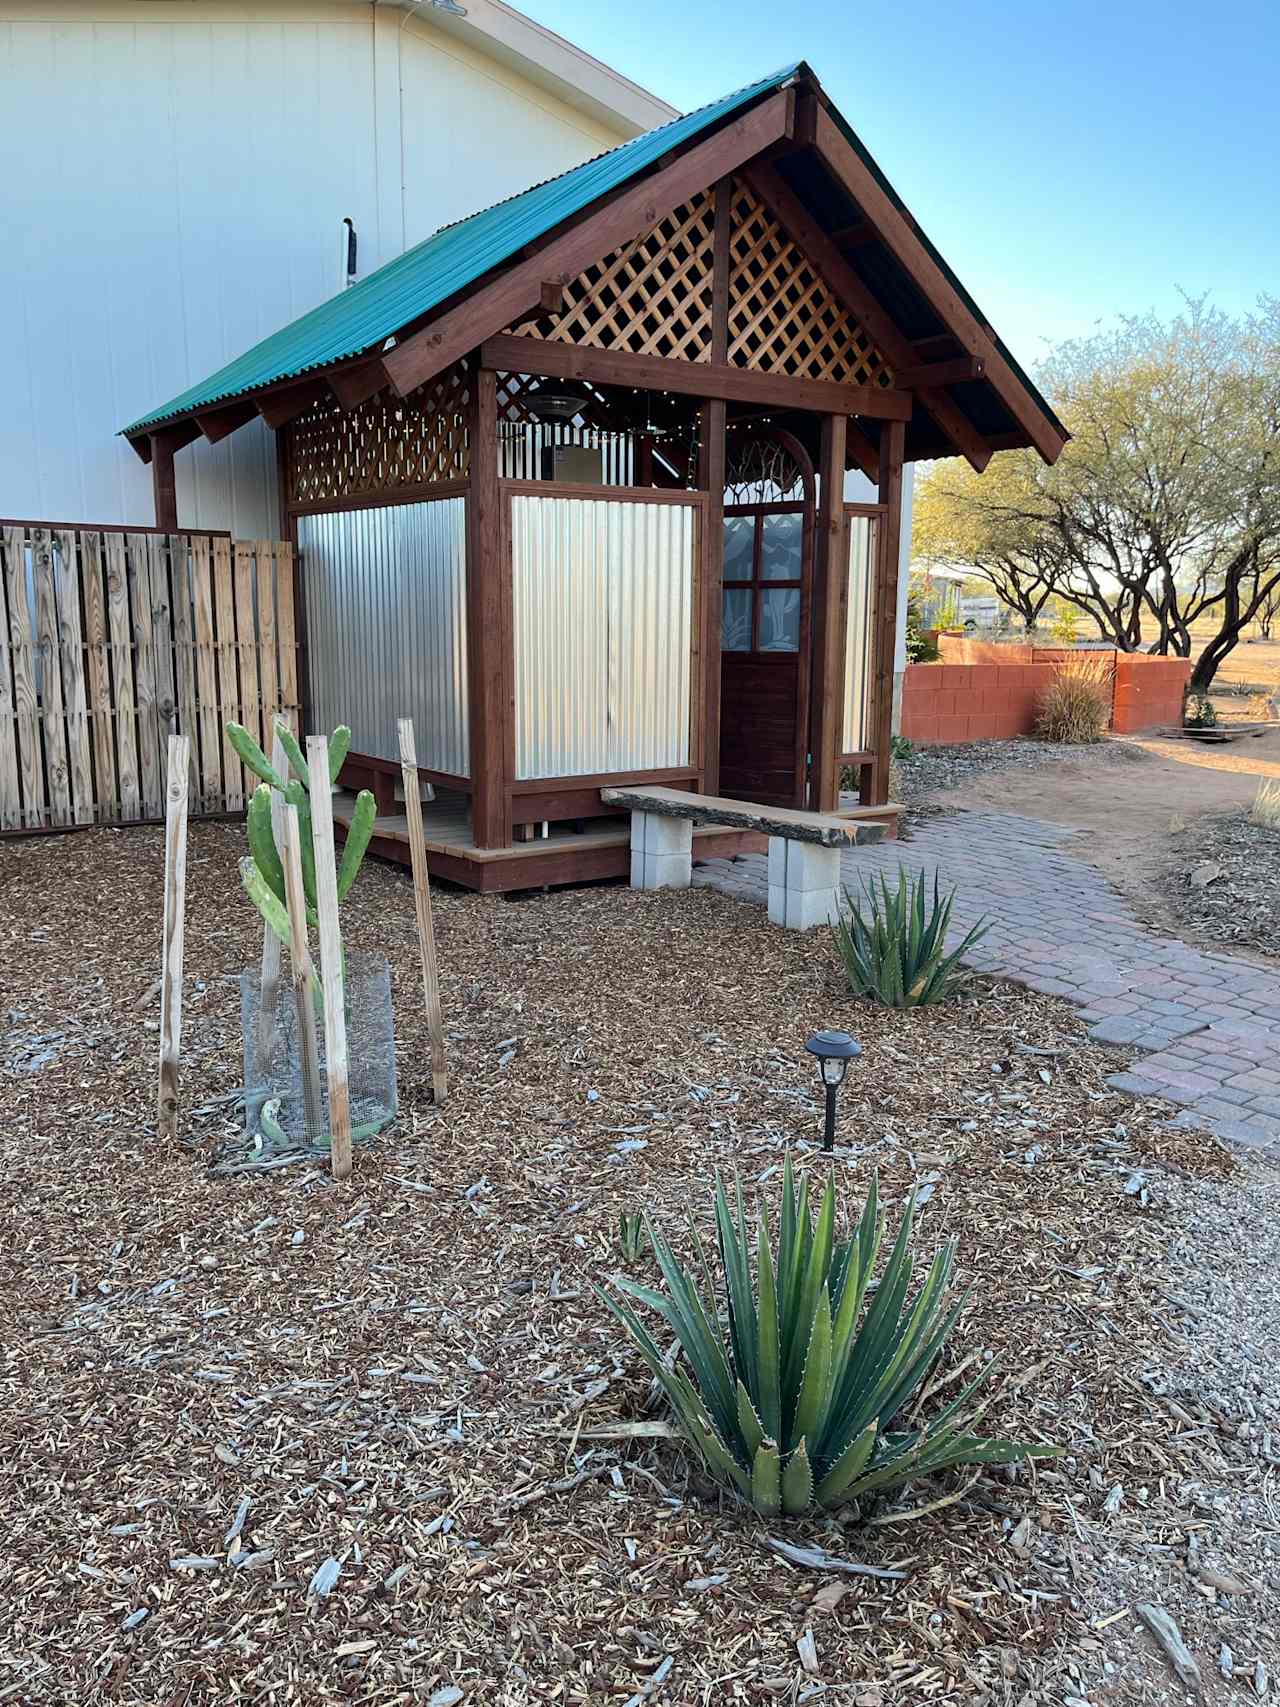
[1074,1156,1280,1703]
[1162,810,1280,961]
[891,736,1152,807]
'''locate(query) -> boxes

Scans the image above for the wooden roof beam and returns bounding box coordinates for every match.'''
[893,356,985,388]
[846,421,879,481]
[805,93,1066,465]
[384,86,797,399]
[740,161,991,472]
[478,334,913,421]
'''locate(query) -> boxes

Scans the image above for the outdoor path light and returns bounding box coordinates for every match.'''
[804,1030,862,1152]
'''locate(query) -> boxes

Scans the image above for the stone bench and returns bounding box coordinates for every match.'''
[600,785,895,930]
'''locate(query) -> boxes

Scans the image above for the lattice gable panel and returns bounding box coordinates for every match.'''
[726,180,894,389]
[285,365,470,508]
[507,191,716,363]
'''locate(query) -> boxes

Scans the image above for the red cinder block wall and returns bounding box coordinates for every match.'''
[1111,655,1193,733]
[900,642,1192,745]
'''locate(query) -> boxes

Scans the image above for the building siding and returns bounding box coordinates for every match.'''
[0,1,633,537]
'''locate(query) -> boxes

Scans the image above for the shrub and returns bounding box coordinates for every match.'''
[1048,603,1080,645]
[905,598,939,663]
[1251,779,1280,830]
[1035,654,1111,743]
[1183,693,1218,730]
[891,734,915,761]
[1246,691,1279,722]
[599,1162,1058,1516]
[833,868,988,1007]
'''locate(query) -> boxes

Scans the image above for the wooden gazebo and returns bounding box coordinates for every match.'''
[124,63,1067,892]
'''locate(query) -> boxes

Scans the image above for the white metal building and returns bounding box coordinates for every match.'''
[0,0,675,536]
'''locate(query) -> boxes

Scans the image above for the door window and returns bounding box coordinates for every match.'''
[721,509,804,652]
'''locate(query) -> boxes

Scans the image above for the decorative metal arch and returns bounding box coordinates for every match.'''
[724,423,816,508]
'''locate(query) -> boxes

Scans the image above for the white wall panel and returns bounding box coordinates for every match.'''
[0,2,632,538]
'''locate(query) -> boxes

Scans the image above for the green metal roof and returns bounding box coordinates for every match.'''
[123,66,800,437]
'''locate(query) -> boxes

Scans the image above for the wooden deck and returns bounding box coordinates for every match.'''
[332,787,765,893]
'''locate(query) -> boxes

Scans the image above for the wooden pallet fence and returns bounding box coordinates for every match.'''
[0,525,298,831]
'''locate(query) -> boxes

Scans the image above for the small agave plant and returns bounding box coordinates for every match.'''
[600,1160,1057,1516]
[833,867,988,1008]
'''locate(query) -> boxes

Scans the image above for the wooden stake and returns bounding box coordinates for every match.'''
[156,733,190,1141]
[281,802,326,1150]
[252,722,291,1098]
[398,717,448,1104]
[306,735,353,1182]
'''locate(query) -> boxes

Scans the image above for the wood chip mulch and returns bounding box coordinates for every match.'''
[0,822,1238,1706]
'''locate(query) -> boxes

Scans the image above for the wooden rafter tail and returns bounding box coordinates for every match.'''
[195,401,257,444]
[257,382,329,431]
[383,87,797,398]
[328,358,390,411]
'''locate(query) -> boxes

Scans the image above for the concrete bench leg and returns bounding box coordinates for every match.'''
[629,811,692,890]
[767,838,842,930]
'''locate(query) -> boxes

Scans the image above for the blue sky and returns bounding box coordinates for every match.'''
[525,0,1278,375]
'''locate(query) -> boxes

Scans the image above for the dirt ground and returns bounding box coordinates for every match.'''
[920,730,1280,948]
[2,820,1271,1706]
[1206,636,1280,693]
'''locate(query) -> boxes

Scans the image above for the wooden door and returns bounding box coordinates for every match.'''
[717,500,813,806]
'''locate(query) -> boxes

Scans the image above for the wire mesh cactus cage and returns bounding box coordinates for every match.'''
[240,953,397,1152]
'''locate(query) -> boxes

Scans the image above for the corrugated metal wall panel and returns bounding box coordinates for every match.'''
[843,514,878,754]
[511,494,693,780]
[606,503,693,772]
[299,497,469,776]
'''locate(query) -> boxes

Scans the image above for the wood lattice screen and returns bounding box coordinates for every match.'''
[507,178,894,391]
[726,181,893,388]
[509,192,717,362]
[284,364,471,509]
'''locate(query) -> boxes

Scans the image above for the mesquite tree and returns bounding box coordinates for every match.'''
[914,297,1280,691]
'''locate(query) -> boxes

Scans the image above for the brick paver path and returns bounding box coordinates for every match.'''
[693,810,1280,1155]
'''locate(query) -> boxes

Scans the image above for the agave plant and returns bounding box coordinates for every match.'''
[833,867,987,1007]
[600,1161,1056,1516]
[617,1211,649,1264]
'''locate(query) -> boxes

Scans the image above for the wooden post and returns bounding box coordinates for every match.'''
[809,413,850,813]
[465,365,509,849]
[252,723,290,1096]
[306,736,353,1182]
[698,398,726,794]
[398,717,448,1105]
[281,802,326,1150]
[696,176,733,797]
[150,431,179,531]
[156,733,190,1141]
[871,420,906,806]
